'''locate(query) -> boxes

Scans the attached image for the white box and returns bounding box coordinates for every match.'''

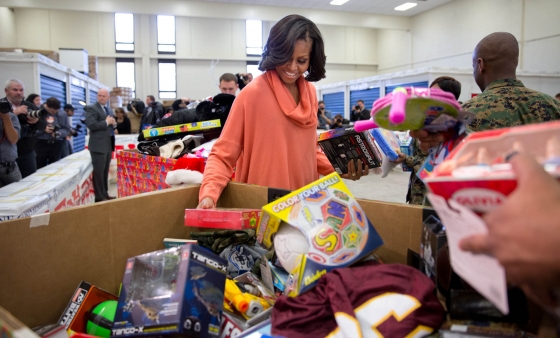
[59,48,89,73]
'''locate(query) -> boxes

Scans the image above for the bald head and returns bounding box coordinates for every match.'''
[97,89,110,106]
[472,32,519,91]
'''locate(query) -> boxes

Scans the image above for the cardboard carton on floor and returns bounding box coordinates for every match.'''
[0,182,424,328]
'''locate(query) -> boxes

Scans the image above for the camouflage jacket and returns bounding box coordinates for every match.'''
[404,139,430,206]
[463,79,560,132]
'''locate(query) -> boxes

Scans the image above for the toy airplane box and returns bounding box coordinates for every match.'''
[185,209,262,230]
[256,173,384,296]
[425,121,560,214]
[142,119,221,139]
[112,245,227,337]
[318,128,382,175]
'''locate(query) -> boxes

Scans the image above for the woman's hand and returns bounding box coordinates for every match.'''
[341,160,369,181]
[197,197,216,209]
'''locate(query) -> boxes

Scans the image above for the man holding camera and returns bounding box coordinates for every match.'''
[61,104,79,158]
[317,100,333,129]
[3,79,46,178]
[350,99,371,122]
[0,98,22,187]
[35,97,71,169]
[329,114,350,130]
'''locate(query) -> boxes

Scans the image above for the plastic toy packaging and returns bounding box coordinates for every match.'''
[425,121,560,214]
[353,86,474,132]
[113,245,227,337]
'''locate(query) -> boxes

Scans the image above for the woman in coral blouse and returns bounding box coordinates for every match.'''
[198,14,368,209]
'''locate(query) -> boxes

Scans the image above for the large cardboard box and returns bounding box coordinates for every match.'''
[0,183,424,328]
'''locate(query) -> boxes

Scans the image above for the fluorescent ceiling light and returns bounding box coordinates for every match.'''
[395,2,417,11]
[330,0,350,5]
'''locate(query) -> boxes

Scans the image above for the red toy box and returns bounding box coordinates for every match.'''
[185,209,262,230]
[425,121,560,213]
[116,150,177,198]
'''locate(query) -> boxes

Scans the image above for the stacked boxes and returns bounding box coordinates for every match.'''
[0,48,60,63]
[110,87,133,110]
[116,150,177,197]
[88,56,98,81]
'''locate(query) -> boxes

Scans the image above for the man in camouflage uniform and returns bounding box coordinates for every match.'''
[403,139,430,206]
[411,32,560,153]
[397,77,462,206]
[465,32,560,132]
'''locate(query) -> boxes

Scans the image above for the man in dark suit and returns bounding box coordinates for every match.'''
[84,88,116,202]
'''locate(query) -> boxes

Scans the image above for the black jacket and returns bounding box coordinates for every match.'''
[350,108,371,122]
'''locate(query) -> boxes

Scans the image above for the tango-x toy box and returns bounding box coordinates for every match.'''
[425,121,560,214]
[318,128,382,175]
[112,244,227,337]
[256,173,384,296]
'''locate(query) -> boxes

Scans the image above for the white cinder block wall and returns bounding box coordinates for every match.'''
[376,0,560,74]
[0,7,16,47]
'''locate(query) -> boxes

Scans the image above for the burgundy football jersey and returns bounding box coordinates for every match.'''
[272,262,445,337]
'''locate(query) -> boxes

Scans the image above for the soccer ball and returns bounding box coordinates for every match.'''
[274,222,310,274]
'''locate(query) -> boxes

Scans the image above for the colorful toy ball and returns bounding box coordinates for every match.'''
[86,300,118,338]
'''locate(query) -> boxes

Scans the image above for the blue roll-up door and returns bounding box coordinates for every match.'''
[89,89,98,104]
[71,85,87,152]
[40,75,66,106]
[322,92,345,117]
[349,88,380,112]
[385,81,429,95]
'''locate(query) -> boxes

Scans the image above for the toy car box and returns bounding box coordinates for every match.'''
[112,244,227,337]
[142,120,221,139]
[256,172,384,296]
[185,209,262,230]
[425,121,560,213]
[318,128,382,175]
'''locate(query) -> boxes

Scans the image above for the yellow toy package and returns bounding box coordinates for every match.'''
[257,173,384,296]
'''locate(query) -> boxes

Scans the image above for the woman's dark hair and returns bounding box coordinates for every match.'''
[259,14,326,82]
[114,107,125,115]
[430,76,461,100]
[26,93,39,105]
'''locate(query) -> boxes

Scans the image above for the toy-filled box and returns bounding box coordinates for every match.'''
[112,244,227,337]
[256,173,384,296]
[185,209,262,230]
[318,128,382,175]
[143,120,222,139]
[425,121,560,213]
[116,150,177,198]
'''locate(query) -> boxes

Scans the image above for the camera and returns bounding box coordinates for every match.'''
[47,125,61,144]
[0,99,12,114]
[27,109,47,119]
[69,124,83,137]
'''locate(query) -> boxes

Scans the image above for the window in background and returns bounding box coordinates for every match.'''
[115,13,134,52]
[158,60,177,99]
[116,58,136,98]
[246,61,262,78]
[157,15,176,53]
[246,20,262,56]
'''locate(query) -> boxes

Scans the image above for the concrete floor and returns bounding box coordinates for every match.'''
[343,166,410,204]
[109,166,411,204]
